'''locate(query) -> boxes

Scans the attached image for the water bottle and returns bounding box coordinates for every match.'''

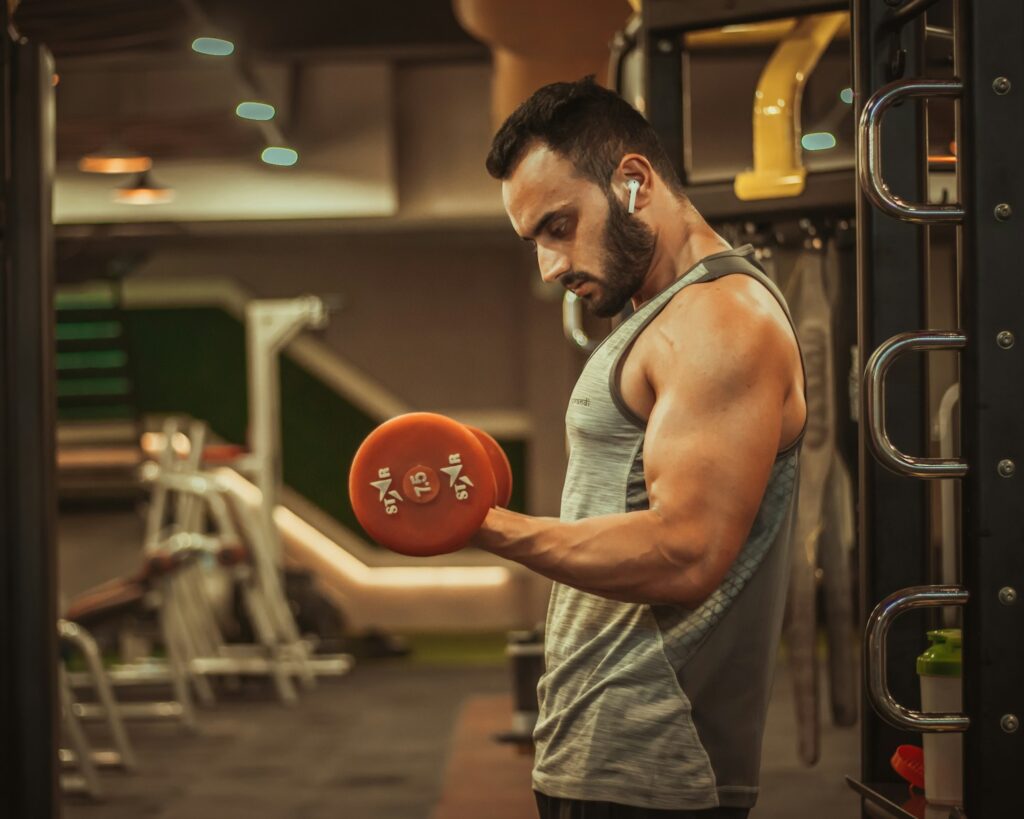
[916,629,963,806]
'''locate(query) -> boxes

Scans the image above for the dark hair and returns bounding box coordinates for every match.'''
[485,76,685,196]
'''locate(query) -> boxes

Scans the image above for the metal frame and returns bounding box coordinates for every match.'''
[643,0,845,30]
[642,0,852,218]
[733,11,849,201]
[0,26,59,819]
[863,331,967,477]
[59,620,138,772]
[91,423,354,708]
[859,78,964,222]
[245,296,329,563]
[864,586,969,732]
[852,0,933,800]
[246,298,328,510]
[856,1,1024,815]
[959,0,1024,813]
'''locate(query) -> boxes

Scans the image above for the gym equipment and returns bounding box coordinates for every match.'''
[58,620,137,772]
[246,296,331,564]
[0,27,60,818]
[59,666,103,800]
[349,413,504,557]
[139,419,353,702]
[66,418,353,714]
[734,12,847,200]
[58,620,138,801]
[783,245,836,766]
[464,424,514,509]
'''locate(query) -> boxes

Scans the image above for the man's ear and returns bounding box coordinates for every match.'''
[615,154,653,214]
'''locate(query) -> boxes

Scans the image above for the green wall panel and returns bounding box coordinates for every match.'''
[279,354,378,531]
[125,308,248,444]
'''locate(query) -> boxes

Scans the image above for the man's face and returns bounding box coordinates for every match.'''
[502,145,656,317]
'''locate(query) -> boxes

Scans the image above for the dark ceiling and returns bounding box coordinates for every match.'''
[14,0,489,163]
[14,0,486,60]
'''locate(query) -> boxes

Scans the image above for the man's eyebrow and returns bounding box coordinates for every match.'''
[520,209,562,242]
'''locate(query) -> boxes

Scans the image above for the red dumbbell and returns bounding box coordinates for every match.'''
[348,413,513,557]
[464,424,513,509]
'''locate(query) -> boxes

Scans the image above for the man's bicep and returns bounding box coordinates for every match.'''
[642,328,787,586]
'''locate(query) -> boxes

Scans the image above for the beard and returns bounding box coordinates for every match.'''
[563,192,657,318]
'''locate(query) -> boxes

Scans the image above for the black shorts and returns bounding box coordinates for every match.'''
[534,792,751,819]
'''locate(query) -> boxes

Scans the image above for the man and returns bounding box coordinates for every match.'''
[471,77,807,819]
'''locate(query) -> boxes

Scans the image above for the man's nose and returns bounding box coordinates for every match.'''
[536,245,570,285]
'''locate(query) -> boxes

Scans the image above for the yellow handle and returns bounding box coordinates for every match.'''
[734,11,847,201]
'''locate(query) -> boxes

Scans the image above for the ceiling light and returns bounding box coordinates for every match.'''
[114,170,174,205]
[801,132,838,151]
[236,101,276,121]
[78,146,153,174]
[192,37,235,56]
[261,147,298,166]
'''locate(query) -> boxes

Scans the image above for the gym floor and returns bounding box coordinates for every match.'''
[60,510,861,819]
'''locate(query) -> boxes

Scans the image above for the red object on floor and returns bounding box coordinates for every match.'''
[891,744,925,790]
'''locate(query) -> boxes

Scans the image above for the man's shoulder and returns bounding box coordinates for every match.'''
[649,274,792,358]
[631,273,798,406]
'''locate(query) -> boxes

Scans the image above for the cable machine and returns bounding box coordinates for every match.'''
[853,1,1024,816]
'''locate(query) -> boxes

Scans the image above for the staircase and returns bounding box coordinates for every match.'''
[55,281,144,504]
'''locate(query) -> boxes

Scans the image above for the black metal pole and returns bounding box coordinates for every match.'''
[852,0,931,797]
[0,23,60,819]
[959,0,1024,814]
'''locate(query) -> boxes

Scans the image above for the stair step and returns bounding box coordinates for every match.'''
[56,320,123,342]
[55,285,118,311]
[58,420,140,447]
[56,399,136,419]
[56,376,132,399]
[54,283,142,506]
[56,349,129,371]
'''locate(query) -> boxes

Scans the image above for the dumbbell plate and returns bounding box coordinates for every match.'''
[464,425,513,508]
[349,413,496,556]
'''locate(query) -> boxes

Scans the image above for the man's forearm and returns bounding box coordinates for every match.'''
[471,507,710,606]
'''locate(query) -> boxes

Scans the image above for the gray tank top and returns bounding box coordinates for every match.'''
[532,246,804,811]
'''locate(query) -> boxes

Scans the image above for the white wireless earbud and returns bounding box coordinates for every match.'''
[626,179,640,214]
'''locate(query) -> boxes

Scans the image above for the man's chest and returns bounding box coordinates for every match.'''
[615,330,657,424]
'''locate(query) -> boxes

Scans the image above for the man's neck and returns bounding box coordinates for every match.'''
[632,208,732,308]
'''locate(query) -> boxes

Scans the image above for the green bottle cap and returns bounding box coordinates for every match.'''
[916,629,962,677]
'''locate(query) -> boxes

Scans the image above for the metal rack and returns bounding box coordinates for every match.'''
[853,0,1024,816]
[958,0,1024,812]
[851,0,934,809]
[642,0,853,219]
